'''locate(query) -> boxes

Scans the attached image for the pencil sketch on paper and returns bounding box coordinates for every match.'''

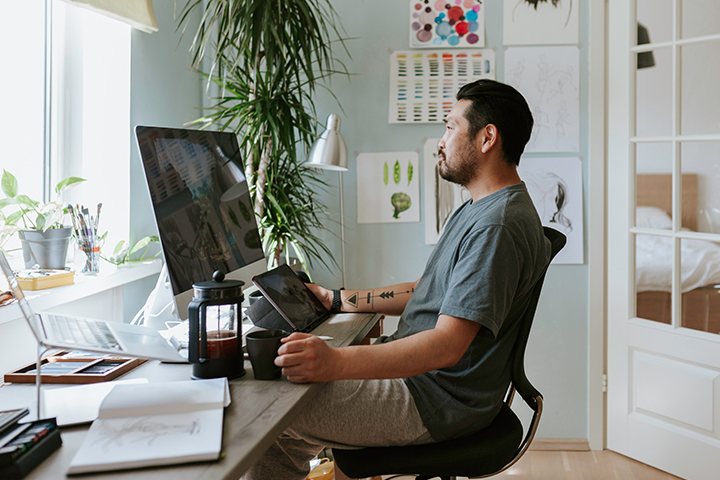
[519,157,583,264]
[505,46,579,153]
[503,0,578,45]
[423,138,471,245]
[96,417,201,450]
[513,0,573,28]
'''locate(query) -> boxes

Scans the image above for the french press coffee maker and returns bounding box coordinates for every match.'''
[188,271,245,379]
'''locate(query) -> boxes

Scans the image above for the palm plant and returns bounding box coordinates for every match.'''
[177,0,350,274]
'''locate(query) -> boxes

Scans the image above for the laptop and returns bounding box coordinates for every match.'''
[0,252,186,362]
[251,264,330,333]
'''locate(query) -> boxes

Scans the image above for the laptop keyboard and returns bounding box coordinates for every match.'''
[46,315,122,351]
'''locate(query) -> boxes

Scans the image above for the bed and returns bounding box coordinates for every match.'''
[635,174,720,334]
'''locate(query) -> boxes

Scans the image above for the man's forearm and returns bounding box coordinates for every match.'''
[340,281,419,316]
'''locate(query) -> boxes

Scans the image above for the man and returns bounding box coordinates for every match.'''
[244,79,551,480]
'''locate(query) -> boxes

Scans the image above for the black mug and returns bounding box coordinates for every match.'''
[246,329,289,380]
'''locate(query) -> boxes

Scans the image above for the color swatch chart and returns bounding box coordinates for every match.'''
[388,49,495,124]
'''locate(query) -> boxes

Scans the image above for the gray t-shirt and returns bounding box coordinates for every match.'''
[384,183,550,442]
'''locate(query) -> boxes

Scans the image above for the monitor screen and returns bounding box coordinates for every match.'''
[135,126,265,319]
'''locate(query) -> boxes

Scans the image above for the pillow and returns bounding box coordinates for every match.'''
[636,206,672,229]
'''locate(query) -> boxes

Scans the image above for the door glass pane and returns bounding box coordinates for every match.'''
[681,238,720,335]
[636,143,673,229]
[636,233,673,324]
[681,42,720,135]
[681,142,720,234]
[637,0,673,44]
[681,0,720,39]
[636,47,672,137]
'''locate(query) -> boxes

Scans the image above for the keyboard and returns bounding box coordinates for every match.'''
[45,315,122,350]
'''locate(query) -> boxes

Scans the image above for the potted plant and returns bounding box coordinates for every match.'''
[177,0,350,275]
[0,170,86,269]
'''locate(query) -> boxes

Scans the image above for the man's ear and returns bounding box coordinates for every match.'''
[479,124,499,154]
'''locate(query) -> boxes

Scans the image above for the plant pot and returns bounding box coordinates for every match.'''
[18,227,73,270]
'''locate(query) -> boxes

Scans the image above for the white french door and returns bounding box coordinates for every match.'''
[607,1,720,479]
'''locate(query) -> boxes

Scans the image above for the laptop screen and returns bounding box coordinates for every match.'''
[0,252,44,342]
[252,264,329,332]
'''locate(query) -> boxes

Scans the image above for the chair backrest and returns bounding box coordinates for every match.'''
[485,226,565,478]
[509,226,566,406]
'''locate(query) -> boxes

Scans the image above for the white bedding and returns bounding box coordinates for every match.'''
[636,207,720,292]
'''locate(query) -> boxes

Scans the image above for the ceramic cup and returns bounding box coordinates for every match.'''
[246,329,289,380]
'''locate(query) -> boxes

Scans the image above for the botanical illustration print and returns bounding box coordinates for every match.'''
[357,152,420,224]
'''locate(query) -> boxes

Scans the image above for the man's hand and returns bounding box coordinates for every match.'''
[275,332,340,383]
[305,283,333,310]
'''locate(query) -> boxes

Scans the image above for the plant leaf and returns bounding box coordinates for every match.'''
[54,177,86,195]
[2,170,18,198]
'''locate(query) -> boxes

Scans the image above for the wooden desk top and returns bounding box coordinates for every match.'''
[0,312,380,480]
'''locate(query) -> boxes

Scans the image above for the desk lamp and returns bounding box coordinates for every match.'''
[306,114,348,288]
[213,145,249,202]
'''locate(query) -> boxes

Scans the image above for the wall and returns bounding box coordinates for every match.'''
[123,2,202,321]
[307,1,591,439]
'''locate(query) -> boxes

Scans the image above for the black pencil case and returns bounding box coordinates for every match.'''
[0,417,62,479]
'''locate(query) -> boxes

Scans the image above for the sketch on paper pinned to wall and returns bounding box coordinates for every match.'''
[519,156,583,264]
[503,0,578,45]
[410,0,485,49]
[357,152,421,224]
[505,46,579,153]
[422,138,471,244]
[389,49,495,124]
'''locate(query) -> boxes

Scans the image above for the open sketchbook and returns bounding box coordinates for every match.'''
[68,378,230,474]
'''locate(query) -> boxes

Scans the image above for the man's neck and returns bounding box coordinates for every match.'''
[466,162,522,202]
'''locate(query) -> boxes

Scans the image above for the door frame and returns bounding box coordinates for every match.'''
[588,0,608,451]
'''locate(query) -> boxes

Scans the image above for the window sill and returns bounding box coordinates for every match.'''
[0,259,162,326]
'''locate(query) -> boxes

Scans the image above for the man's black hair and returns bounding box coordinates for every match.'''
[455,79,533,166]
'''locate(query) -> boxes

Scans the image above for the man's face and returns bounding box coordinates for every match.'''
[437,99,481,186]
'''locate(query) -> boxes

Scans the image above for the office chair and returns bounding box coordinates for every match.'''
[333,227,566,480]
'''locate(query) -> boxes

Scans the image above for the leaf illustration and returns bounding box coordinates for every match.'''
[228,207,241,227]
[407,162,414,185]
[383,162,389,187]
[393,160,401,185]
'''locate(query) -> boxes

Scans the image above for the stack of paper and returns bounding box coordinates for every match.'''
[68,378,230,474]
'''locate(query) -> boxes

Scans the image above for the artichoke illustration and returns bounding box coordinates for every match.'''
[391,192,412,219]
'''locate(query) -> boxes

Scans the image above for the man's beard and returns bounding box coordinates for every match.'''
[437,142,479,186]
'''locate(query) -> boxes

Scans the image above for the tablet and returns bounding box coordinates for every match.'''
[251,264,330,333]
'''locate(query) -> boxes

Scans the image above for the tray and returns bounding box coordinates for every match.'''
[15,270,74,290]
[4,351,145,384]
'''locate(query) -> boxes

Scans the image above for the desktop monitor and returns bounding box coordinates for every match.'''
[135,126,266,320]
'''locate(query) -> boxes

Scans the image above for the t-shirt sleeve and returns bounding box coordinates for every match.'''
[438,225,521,339]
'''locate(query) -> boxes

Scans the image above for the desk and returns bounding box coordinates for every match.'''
[0,312,380,480]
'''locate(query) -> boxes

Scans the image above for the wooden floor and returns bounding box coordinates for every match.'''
[379,449,683,480]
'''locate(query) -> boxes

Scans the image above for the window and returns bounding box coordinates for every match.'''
[0,0,131,254]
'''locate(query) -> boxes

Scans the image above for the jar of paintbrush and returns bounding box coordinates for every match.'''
[68,203,102,275]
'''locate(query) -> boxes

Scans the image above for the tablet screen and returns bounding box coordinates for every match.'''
[251,264,329,332]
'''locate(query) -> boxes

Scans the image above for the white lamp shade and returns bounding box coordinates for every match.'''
[306,114,348,171]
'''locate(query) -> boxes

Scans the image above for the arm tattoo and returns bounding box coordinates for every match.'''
[342,287,415,310]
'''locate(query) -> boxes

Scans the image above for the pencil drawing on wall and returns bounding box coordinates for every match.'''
[503,0,578,45]
[505,46,580,153]
[519,156,583,264]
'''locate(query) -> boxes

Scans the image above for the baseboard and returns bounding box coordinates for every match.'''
[529,438,590,451]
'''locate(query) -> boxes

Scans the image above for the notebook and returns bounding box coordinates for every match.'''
[251,264,330,333]
[0,252,186,363]
[68,378,229,474]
